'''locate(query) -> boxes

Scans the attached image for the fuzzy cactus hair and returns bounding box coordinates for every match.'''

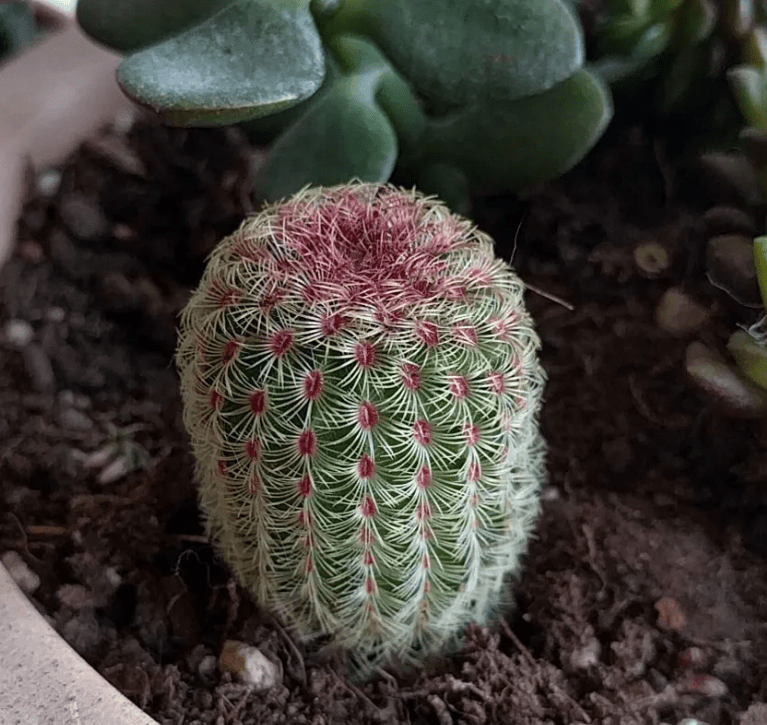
[177,183,546,677]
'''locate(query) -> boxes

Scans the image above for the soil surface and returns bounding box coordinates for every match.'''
[2,115,767,725]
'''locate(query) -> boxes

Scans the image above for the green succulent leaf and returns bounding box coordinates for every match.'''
[76,0,230,52]
[597,15,652,57]
[420,68,612,192]
[0,1,36,60]
[116,0,325,126]
[674,0,717,48]
[328,34,426,161]
[742,26,767,69]
[318,0,584,108]
[255,75,397,202]
[603,0,650,16]
[729,65,767,132]
[728,329,767,389]
[631,21,672,59]
[725,0,755,38]
[686,340,767,417]
[649,0,683,14]
[243,56,341,144]
[657,46,707,113]
[753,235,767,309]
[414,163,472,216]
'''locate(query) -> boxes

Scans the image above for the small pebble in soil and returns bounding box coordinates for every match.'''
[61,610,106,660]
[676,646,707,670]
[58,193,110,242]
[741,703,767,725]
[45,306,66,323]
[3,319,34,347]
[655,596,686,631]
[57,406,93,432]
[219,640,282,691]
[1,551,40,594]
[22,344,55,393]
[199,655,217,681]
[655,289,710,338]
[36,169,61,197]
[17,239,45,264]
[568,637,602,671]
[57,583,97,610]
[681,674,728,698]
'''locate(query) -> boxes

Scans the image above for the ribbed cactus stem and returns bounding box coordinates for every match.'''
[177,183,546,677]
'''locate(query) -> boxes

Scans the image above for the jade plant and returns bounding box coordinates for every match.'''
[0,1,36,63]
[75,0,612,210]
[176,183,546,676]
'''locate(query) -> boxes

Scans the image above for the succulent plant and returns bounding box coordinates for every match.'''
[76,0,612,210]
[686,235,767,417]
[586,0,767,142]
[176,183,546,677]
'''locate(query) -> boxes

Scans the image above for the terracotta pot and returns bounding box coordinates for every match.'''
[0,5,132,268]
[0,7,150,724]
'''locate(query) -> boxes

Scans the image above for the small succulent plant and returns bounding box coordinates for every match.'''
[588,0,767,142]
[686,236,767,417]
[76,0,611,210]
[176,183,546,677]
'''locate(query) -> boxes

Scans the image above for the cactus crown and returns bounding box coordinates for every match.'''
[177,184,545,677]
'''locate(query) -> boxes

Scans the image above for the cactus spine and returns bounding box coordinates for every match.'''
[177,183,546,676]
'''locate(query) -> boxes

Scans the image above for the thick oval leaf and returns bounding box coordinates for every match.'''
[604,0,650,15]
[754,235,767,310]
[242,56,341,143]
[116,0,325,126]
[743,27,767,69]
[256,77,397,202]
[327,34,427,160]
[76,0,229,52]
[685,340,767,417]
[597,16,653,57]
[729,65,767,132]
[319,0,584,107]
[725,0,755,37]
[649,0,683,13]
[421,68,612,192]
[728,329,767,389]
[674,0,716,48]
[706,234,761,306]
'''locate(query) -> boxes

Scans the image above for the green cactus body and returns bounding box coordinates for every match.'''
[177,184,545,675]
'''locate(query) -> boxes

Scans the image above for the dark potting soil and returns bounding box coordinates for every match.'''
[1,114,766,725]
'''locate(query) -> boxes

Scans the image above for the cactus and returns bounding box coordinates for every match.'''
[176,183,546,676]
[76,0,611,210]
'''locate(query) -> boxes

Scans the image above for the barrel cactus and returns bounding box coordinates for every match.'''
[176,183,546,676]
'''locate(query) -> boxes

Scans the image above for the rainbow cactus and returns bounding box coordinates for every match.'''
[176,183,546,676]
